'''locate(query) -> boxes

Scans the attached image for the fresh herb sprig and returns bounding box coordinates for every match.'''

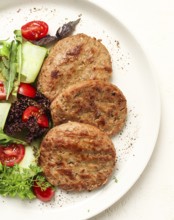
[35,174,53,191]
[0,164,41,199]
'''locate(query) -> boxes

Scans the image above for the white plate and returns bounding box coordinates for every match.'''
[0,0,160,219]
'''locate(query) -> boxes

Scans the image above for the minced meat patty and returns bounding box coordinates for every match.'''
[37,33,112,101]
[51,80,127,136]
[39,122,116,191]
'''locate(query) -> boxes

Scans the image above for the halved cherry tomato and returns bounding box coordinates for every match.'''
[37,114,49,128]
[33,181,55,202]
[22,106,39,121]
[0,144,25,167]
[21,21,49,41]
[22,106,49,128]
[18,83,36,98]
[0,81,6,100]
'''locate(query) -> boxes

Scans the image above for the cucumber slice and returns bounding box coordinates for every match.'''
[0,102,11,130]
[19,146,36,168]
[21,41,47,83]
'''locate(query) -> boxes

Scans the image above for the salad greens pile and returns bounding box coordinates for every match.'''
[0,18,80,201]
[0,31,50,200]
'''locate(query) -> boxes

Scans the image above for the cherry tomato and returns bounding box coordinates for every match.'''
[37,114,49,128]
[33,181,55,202]
[0,144,25,167]
[21,21,49,41]
[22,106,39,121]
[18,83,36,98]
[0,81,6,100]
[22,106,49,128]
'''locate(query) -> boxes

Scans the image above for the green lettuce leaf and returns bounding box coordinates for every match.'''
[0,129,27,145]
[0,40,11,58]
[0,30,22,100]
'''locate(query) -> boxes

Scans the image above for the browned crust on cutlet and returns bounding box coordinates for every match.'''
[37,33,112,101]
[39,122,116,191]
[50,80,127,136]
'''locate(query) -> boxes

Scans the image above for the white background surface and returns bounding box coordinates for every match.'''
[90,0,174,219]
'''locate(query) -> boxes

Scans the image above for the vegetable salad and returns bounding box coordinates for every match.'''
[0,18,80,202]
